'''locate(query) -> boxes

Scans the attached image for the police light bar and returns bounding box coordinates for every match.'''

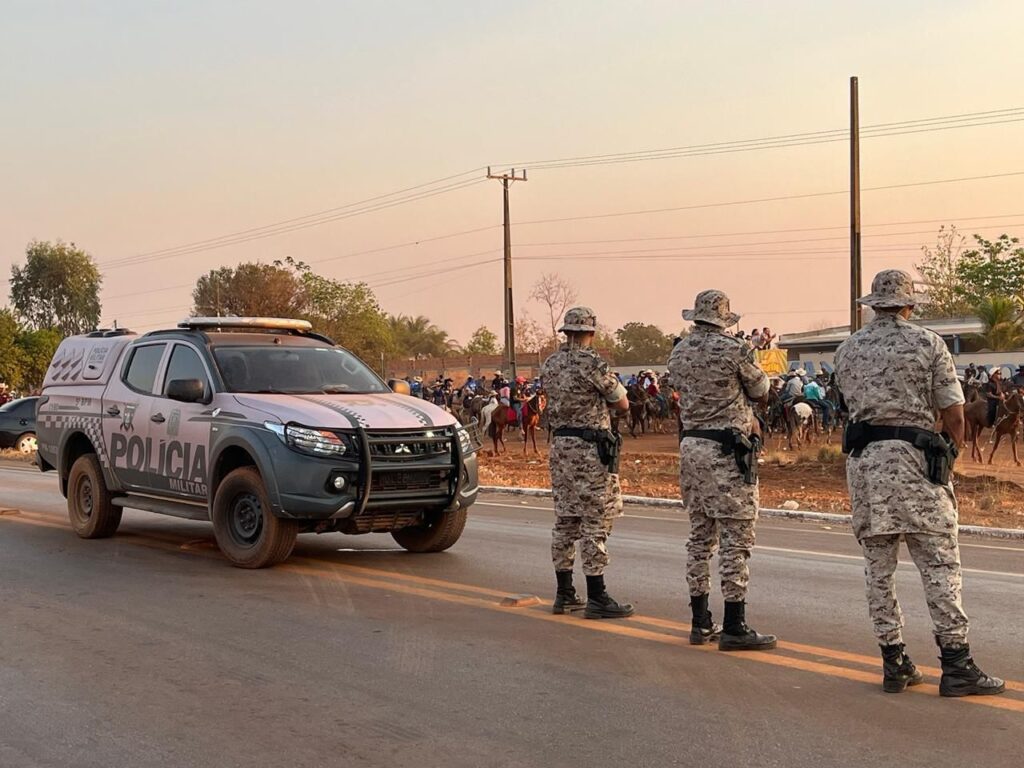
[178,317,314,331]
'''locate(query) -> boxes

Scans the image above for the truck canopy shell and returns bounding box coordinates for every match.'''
[43,334,138,388]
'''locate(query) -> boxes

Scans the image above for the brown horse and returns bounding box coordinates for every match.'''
[521,392,547,454]
[964,388,1024,465]
[488,402,510,455]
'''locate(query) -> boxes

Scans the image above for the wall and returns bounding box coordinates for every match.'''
[793,351,1024,376]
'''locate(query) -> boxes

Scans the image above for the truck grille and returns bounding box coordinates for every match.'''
[370,469,448,493]
[365,429,453,462]
[351,510,423,533]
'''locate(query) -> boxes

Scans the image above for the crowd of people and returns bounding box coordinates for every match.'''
[732,326,777,350]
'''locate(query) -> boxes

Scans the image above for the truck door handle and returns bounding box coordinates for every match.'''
[151,413,166,424]
[106,406,120,416]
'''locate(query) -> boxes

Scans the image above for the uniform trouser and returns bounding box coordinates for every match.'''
[552,514,616,577]
[686,510,756,602]
[860,532,969,648]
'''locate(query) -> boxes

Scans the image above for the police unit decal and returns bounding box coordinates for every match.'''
[109,433,209,496]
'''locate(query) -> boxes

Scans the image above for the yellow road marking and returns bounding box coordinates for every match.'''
[4,510,1023,710]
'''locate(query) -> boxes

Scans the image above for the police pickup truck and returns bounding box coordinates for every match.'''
[36,318,479,568]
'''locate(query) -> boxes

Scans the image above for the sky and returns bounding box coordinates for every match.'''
[3,0,1024,346]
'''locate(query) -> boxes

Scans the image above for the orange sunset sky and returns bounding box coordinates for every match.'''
[3,1,1024,344]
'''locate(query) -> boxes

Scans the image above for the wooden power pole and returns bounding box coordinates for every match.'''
[487,166,528,380]
[849,76,862,333]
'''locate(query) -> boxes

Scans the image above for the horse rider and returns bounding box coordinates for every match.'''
[835,268,1003,697]
[802,375,832,429]
[542,306,633,620]
[463,375,478,395]
[669,289,777,651]
[410,376,424,398]
[963,363,977,387]
[781,369,805,402]
[976,365,990,384]
[985,368,1006,428]
[1011,365,1024,389]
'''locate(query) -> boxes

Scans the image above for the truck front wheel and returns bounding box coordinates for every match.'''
[212,467,298,568]
[67,454,122,539]
[391,507,468,553]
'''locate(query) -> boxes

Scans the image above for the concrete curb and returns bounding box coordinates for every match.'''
[479,485,1024,540]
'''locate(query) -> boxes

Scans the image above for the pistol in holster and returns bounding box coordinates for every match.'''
[596,429,623,474]
[727,429,760,486]
[919,431,958,486]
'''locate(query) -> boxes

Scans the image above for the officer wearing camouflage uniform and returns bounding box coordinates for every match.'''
[835,269,1004,696]
[668,290,777,651]
[542,307,633,619]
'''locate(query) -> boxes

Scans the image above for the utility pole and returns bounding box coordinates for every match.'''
[849,76,862,333]
[487,166,528,380]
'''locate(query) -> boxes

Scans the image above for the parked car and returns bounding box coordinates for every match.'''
[0,397,39,453]
[36,318,480,568]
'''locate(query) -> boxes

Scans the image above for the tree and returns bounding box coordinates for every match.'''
[16,328,62,392]
[914,226,973,318]
[956,234,1024,307]
[9,240,101,336]
[529,272,578,346]
[300,270,393,362]
[614,322,673,365]
[388,315,450,358]
[514,313,547,354]
[974,295,1024,351]
[0,309,25,389]
[464,326,499,355]
[192,261,306,318]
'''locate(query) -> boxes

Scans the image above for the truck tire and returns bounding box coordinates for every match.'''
[212,467,298,568]
[391,507,468,553]
[67,453,123,539]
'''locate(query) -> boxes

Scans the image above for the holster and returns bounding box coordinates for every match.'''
[596,430,623,474]
[680,428,759,485]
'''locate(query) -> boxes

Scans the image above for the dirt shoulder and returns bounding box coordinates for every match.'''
[477,433,1024,530]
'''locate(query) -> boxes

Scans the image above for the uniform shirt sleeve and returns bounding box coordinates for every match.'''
[931,339,965,410]
[737,345,770,399]
[589,358,627,403]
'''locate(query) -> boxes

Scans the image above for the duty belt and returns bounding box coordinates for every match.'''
[552,427,604,442]
[679,428,734,448]
[842,422,958,485]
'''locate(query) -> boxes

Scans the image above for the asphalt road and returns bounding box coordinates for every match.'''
[1,462,1022,768]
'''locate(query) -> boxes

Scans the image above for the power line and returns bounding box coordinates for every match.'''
[516,171,1024,226]
[101,176,489,270]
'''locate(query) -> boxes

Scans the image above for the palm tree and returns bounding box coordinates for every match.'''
[388,315,450,358]
[975,295,1024,351]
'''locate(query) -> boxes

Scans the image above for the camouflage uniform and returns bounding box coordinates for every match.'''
[835,272,968,648]
[542,327,627,577]
[668,292,769,601]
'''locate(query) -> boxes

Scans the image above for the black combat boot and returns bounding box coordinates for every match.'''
[552,570,586,615]
[689,593,722,645]
[718,600,777,651]
[938,643,1005,697]
[880,643,924,693]
[583,574,635,620]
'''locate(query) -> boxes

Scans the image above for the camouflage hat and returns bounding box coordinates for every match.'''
[857,269,926,308]
[682,289,740,328]
[559,306,598,333]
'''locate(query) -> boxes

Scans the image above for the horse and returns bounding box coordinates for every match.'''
[479,394,499,443]
[626,384,650,438]
[791,401,816,446]
[763,387,799,450]
[488,400,510,455]
[521,391,547,454]
[965,389,1023,465]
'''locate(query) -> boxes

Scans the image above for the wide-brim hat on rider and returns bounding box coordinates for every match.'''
[559,306,598,333]
[682,289,740,328]
[857,269,927,308]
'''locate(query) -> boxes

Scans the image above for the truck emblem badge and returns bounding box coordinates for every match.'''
[394,443,412,455]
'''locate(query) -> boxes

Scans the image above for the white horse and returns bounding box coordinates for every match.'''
[479,395,499,441]
[792,401,815,445]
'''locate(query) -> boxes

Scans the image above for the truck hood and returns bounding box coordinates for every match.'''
[232,393,459,431]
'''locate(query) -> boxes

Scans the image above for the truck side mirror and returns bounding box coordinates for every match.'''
[388,379,411,396]
[167,379,209,404]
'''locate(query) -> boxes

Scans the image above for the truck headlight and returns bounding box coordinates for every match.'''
[265,422,348,457]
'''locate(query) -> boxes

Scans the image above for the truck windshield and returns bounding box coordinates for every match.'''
[212,346,389,395]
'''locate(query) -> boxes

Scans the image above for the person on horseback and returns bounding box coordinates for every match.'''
[669,289,776,652]
[985,368,1005,428]
[835,268,1004,697]
[964,363,977,387]
[803,375,832,429]
[781,370,804,402]
[543,306,633,620]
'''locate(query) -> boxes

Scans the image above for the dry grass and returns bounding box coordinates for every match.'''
[0,449,35,463]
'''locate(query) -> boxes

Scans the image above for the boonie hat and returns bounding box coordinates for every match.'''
[559,306,598,333]
[682,290,740,328]
[857,269,927,309]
